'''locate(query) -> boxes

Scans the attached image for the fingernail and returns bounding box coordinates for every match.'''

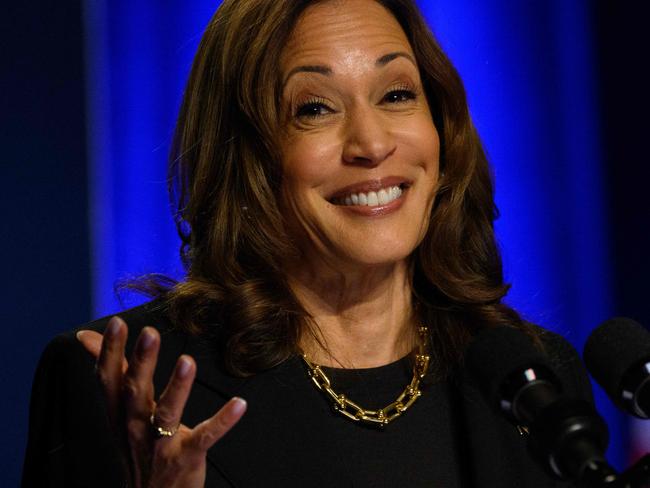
[106,317,121,337]
[230,397,247,416]
[177,357,192,378]
[140,329,155,350]
[76,330,86,341]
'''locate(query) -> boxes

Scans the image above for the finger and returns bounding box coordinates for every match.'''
[189,397,247,451]
[77,330,128,373]
[96,316,128,423]
[153,355,196,433]
[77,330,102,357]
[123,327,160,422]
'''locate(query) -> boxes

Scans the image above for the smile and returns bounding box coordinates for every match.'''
[331,185,404,207]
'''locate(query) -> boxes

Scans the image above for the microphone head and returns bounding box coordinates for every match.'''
[468,326,612,480]
[583,317,650,418]
[465,326,556,413]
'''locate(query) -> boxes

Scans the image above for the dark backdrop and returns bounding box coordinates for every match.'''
[595,0,650,329]
[2,1,648,485]
[2,2,91,486]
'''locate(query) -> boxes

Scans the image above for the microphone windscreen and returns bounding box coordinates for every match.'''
[583,317,650,399]
[465,326,552,408]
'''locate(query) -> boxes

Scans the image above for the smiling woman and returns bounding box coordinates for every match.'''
[279,1,442,367]
[22,0,594,487]
[280,3,439,263]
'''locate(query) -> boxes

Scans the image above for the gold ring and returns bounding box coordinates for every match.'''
[149,413,179,438]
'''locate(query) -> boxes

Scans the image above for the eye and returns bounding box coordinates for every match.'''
[383,89,417,104]
[295,99,333,119]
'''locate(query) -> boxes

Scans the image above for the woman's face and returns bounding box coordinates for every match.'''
[279,0,440,269]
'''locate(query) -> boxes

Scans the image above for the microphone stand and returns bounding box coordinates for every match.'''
[577,453,650,488]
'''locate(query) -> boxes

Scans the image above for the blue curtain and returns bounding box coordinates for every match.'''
[84,0,218,315]
[84,0,629,469]
[420,0,626,468]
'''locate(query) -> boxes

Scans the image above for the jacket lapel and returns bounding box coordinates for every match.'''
[177,341,348,487]
[178,333,269,485]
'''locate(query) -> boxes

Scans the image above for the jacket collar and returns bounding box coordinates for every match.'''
[182,332,251,400]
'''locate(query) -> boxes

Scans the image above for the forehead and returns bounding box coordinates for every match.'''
[281,0,413,71]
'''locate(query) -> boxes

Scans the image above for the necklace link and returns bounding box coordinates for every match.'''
[302,326,430,426]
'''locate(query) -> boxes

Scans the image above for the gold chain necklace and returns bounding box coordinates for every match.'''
[300,326,430,426]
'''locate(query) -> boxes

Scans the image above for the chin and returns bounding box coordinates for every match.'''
[336,240,417,268]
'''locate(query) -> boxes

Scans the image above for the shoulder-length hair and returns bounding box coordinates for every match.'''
[156,0,531,377]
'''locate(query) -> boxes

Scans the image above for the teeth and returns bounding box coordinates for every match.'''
[335,185,403,207]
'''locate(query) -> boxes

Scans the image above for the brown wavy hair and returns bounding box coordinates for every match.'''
[152,0,532,377]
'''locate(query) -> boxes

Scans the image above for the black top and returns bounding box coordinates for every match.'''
[257,355,463,487]
[23,300,594,487]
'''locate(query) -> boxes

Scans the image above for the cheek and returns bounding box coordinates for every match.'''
[412,117,440,159]
[396,118,440,178]
[281,133,341,193]
[415,122,440,177]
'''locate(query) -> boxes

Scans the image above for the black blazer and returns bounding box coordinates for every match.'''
[23,300,594,487]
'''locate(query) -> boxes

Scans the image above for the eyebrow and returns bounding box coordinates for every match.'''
[282,51,417,89]
[376,51,416,67]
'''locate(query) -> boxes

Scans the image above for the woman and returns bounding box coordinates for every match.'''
[23,0,593,486]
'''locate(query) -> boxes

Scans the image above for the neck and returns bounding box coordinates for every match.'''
[288,257,418,369]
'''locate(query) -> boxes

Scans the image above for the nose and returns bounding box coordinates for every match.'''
[341,107,396,167]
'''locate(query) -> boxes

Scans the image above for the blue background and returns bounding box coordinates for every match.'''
[3,0,648,485]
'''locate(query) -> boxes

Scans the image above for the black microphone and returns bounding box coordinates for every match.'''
[466,326,613,484]
[584,317,650,419]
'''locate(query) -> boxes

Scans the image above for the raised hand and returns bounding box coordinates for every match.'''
[76,316,246,488]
